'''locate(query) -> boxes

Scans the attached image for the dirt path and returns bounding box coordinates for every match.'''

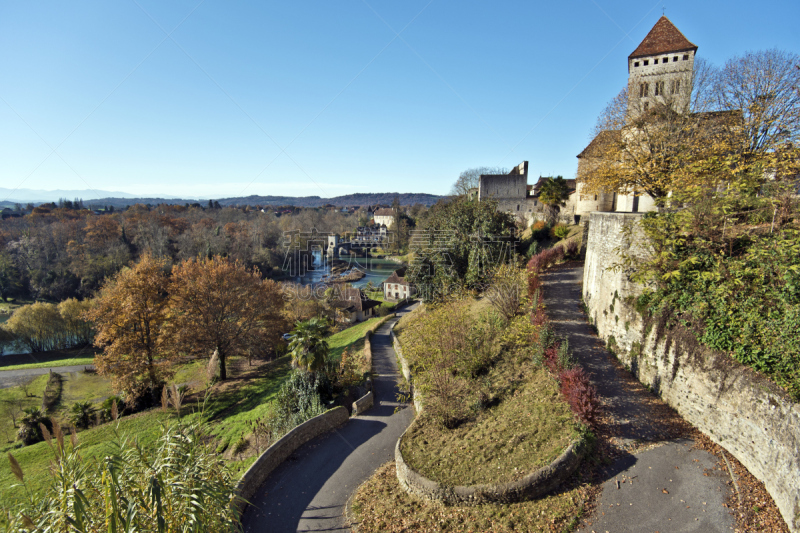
[242,306,416,533]
[540,262,737,532]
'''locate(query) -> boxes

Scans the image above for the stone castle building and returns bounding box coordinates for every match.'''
[478,17,704,223]
[577,16,699,213]
[476,162,580,226]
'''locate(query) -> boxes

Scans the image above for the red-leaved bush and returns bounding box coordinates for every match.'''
[527,272,541,298]
[558,367,598,427]
[565,239,578,257]
[543,344,560,374]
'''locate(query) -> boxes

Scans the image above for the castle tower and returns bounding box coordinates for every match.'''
[628,16,697,116]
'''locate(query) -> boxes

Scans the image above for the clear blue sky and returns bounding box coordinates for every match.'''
[1,1,798,201]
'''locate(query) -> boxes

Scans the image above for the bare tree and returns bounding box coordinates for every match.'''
[691,57,720,113]
[450,166,509,196]
[5,398,25,428]
[715,49,800,152]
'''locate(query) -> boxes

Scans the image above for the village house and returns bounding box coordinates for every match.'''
[372,208,396,228]
[333,287,380,323]
[383,268,415,301]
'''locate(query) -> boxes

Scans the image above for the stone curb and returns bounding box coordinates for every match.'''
[351,391,374,416]
[394,423,588,505]
[236,406,349,511]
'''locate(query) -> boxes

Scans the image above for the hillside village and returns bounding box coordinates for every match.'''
[0,13,798,533]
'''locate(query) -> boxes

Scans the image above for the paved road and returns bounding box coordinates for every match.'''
[541,263,736,532]
[0,364,95,389]
[242,306,417,533]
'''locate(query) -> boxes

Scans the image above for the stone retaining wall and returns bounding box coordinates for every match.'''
[352,391,374,416]
[395,424,587,505]
[391,323,422,412]
[237,406,349,508]
[583,211,800,532]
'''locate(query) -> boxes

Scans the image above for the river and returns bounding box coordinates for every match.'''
[291,250,400,290]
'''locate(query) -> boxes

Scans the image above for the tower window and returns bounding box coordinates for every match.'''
[643,60,649,66]
[683,54,689,60]
[663,57,668,63]
[673,56,679,62]
[671,80,680,94]
[654,58,659,64]
[654,81,665,96]
[639,83,649,97]
[634,61,640,67]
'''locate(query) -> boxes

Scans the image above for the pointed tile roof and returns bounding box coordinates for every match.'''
[629,16,697,60]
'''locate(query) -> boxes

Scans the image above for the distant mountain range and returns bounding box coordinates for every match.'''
[0,189,443,209]
[0,187,171,204]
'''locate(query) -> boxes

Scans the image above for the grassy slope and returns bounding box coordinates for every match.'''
[0,375,48,451]
[395,297,577,485]
[2,317,390,503]
[327,317,384,362]
[0,356,294,505]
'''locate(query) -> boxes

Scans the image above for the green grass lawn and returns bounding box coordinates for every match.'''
[2,319,388,506]
[55,370,114,414]
[0,355,294,505]
[0,357,96,371]
[328,316,388,362]
[0,375,48,451]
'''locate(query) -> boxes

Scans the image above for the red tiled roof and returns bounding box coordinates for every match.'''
[629,16,697,60]
[577,130,621,159]
[384,268,409,286]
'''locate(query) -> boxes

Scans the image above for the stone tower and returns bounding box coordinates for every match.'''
[627,16,697,117]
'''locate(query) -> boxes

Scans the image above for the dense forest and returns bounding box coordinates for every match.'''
[0,202,395,303]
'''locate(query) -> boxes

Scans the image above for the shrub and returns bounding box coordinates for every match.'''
[17,407,49,445]
[68,401,95,430]
[551,224,571,240]
[5,418,243,531]
[41,371,62,412]
[558,367,598,427]
[269,370,327,436]
[531,220,549,240]
[565,239,579,257]
[99,396,124,423]
[526,241,539,258]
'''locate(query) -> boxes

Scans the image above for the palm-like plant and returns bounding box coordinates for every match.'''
[538,176,571,222]
[288,317,331,372]
[68,401,96,430]
[17,407,48,445]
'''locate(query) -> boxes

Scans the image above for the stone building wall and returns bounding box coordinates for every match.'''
[628,49,694,115]
[583,212,800,532]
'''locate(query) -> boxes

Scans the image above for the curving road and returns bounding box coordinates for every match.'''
[242,305,417,533]
[0,365,95,389]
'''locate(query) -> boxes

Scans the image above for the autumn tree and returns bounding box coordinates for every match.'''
[581,49,800,201]
[4,302,65,352]
[165,256,286,380]
[85,253,172,400]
